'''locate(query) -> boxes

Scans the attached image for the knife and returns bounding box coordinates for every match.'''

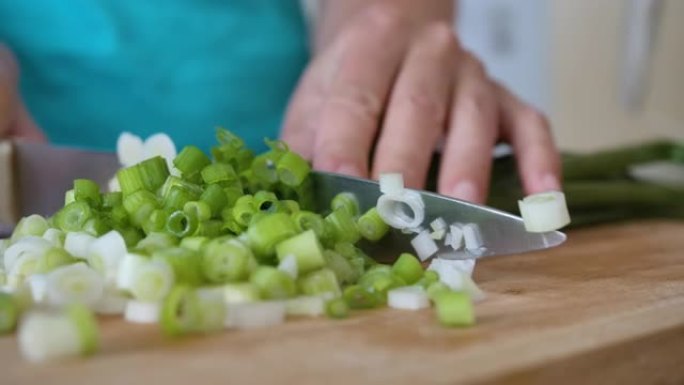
[0,140,566,260]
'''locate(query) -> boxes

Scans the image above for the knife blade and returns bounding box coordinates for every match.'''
[0,140,566,259]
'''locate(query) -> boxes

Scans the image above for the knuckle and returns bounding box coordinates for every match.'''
[326,83,383,124]
[459,86,495,118]
[398,91,447,125]
[418,23,457,52]
[360,2,406,35]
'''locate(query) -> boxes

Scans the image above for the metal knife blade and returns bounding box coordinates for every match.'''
[1,141,566,259]
[310,171,565,261]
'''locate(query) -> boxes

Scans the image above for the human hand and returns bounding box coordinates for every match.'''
[281,2,561,203]
[0,44,45,141]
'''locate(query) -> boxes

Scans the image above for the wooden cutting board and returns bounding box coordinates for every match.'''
[2,220,684,385]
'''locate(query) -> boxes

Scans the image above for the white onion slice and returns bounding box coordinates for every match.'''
[124,300,160,324]
[462,223,483,250]
[377,190,425,230]
[277,254,298,280]
[18,310,83,363]
[64,232,96,259]
[518,191,571,232]
[128,260,174,302]
[410,230,439,261]
[388,286,430,310]
[379,173,405,196]
[285,295,325,317]
[88,230,127,285]
[116,132,144,167]
[225,301,286,329]
[45,263,104,307]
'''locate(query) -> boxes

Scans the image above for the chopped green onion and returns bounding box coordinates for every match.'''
[55,201,93,232]
[37,247,76,273]
[64,231,96,259]
[201,237,255,283]
[159,176,202,206]
[124,300,161,324]
[276,151,311,187]
[391,253,424,285]
[286,295,326,317]
[253,190,278,212]
[165,210,199,238]
[73,179,102,208]
[342,285,382,309]
[357,207,390,242]
[102,191,123,208]
[123,190,159,227]
[64,189,76,206]
[298,268,341,298]
[323,249,358,285]
[201,163,237,185]
[143,209,171,234]
[11,214,49,242]
[232,195,256,227]
[129,156,170,194]
[152,247,204,285]
[331,192,359,217]
[135,232,179,255]
[387,286,430,310]
[224,301,286,330]
[417,270,439,288]
[251,152,281,184]
[250,266,296,300]
[83,216,110,236]
[433,291,475,327]
[173,145,211,178]
[324,208,361,244]
[184,201,212,222]
[42,228,65,247]
[128,260,174,302]
[325,298,349,319]
[247,213,297,260]
[0,292,18,334]
[223,283,261,304]
[45,263,104,307]
[426,281,451,301]
[179,236,209,252]
[200,184,228,217]
[195,287,227,333]
[196,220,224,237]
[160,285,202,336]
[163,185,196,211]
[291,211,327,239]
[275,229,326,275]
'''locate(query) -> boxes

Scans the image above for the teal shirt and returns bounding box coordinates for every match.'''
[0,0,310,153]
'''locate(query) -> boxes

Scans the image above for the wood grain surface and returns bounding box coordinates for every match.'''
[2,220,683,385]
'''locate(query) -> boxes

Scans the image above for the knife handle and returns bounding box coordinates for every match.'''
[0,140,19,231]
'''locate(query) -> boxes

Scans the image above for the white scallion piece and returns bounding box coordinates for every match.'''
[116,253,147,291]
[42,228,65,247]
[377,190,425,230]
[197,287,227,332]
[379,173,405,196]
[94,290,129,315]
[428,258,477,290]
[28,274,48,303]
[430,217,447,232]
[223,283,260,304]
[3,236,50,271]
[225,301,286,329]
[143,133,177,171]
[518,191,571,232]
[8,252,43,289]
[410,230,439,261]
[430,229,446,240]
[18,309,91,363]
[285,295,326,317]
[462,274,487,303]
[64,232,96,259]
[124,300,160,324]
[462,223,483,250]
[448,224,464,250]
[128,260,174,302]
[387,286,430,310]
[277,254,298,280]
[88,230,127,285]
[107,176,121,193]
[117,132,144,167]
[45,263,104,307]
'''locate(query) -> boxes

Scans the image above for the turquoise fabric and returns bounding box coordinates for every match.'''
[0,0,310,153]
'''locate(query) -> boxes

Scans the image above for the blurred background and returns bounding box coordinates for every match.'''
[456,0,683,152]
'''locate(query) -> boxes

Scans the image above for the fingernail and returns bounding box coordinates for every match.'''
[451,180,480,203]
[336,164,364,178]
[538,173,561,192]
